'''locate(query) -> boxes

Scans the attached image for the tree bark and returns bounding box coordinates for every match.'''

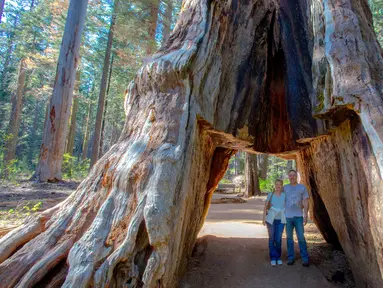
[245,153,261,197]
[81,102,92,161]
[27,99,41,166]
[65,70,81,155]
[99,54,114,159]
[33,0,89,182]
[1,1,382,287]
[162,0,173,45]
[65,96,79,155]
[66,71,81,155]
[146,0,159,55]
[258,154,269,179]
[2,59,27,177]
[90,3,117,168]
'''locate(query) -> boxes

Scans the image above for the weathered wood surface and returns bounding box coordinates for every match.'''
[0,0,382,287]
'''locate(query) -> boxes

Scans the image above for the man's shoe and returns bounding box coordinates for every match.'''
[287,260,294,265]
[271,260,277,266]
[277,260,283,265]
[302,261,310,267]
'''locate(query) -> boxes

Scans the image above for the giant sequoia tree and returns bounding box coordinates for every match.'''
[0,0,382,287]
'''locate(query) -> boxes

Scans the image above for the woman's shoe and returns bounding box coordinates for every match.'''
[271,260,277,266]
[277,260,283,265]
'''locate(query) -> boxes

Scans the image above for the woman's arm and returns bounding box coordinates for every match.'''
[262,194,269,226]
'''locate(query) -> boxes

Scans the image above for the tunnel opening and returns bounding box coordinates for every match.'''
[181,131,356,287]
[188,104,382,287]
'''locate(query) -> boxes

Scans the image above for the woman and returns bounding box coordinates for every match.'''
[262,179,286,266]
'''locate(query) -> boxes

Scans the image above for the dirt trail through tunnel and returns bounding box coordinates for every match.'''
[181,195,347,288]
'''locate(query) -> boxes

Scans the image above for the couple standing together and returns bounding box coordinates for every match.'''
[262,170,310,267]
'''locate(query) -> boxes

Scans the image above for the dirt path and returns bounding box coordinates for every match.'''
[181,195,354,288]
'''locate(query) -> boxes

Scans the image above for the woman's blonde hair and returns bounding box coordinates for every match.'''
[273,179,284,192]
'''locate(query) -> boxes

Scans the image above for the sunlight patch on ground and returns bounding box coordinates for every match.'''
[198,221,269,238]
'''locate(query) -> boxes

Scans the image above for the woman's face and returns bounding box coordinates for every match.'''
[275,181,283,192]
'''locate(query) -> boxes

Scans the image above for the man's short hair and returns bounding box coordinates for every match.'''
[288,169,297,174]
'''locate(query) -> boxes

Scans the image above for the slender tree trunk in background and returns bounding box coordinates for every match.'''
[66,70,81,155]
[146,0,159,54]
[90,3,117,168]
[2,59,27,176]
[27,100,41,166]
[66,96,79,154]
[33,0,89,182]
[245,153,261,197]
[82,102,92,160]
[99,54,114,158]
[99,99,108,157]
[258,154,269,179]
[162,0,173,45]
[111,122,118,144]
[0,0,5,24]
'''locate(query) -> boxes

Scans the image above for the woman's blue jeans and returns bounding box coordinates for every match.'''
[266,219,285,261]
[286,216,309,262]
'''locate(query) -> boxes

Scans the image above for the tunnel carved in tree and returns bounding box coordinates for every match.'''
[0,0,382,287]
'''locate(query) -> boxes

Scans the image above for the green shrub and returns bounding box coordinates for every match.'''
[62,153,90,180]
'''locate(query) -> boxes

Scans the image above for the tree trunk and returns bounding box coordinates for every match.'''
[245,153,261,197]
[33,0,89,182]
[27,100,41,166]
[66,70,81,155]
[1,1,382,287]
[162,0,173,45]
[90,3,117,168]
[258,154,269,179]
[81,102,92,161]
[0,0,5,24]
[146,0,159,54]
[65,96,79,155]
[99,54,114,159]
[2,59,27,177]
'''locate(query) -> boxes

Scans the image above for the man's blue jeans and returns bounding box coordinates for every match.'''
[286,217,309,262]
[266,219,285,261]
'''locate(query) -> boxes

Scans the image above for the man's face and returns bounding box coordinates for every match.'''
[288,171,297,184]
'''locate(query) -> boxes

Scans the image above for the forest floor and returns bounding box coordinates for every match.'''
[0,183,354,287]
[0,180,78,234]
[181,194,355,288]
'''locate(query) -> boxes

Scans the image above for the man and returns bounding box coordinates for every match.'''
[284,169,310,267]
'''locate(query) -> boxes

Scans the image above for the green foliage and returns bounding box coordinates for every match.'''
[62,153,90,180]
[369,0,383,46]
[0,201,44,227]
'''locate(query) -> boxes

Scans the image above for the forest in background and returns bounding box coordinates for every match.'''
[0,0,381,183]
[0,0,181,181]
